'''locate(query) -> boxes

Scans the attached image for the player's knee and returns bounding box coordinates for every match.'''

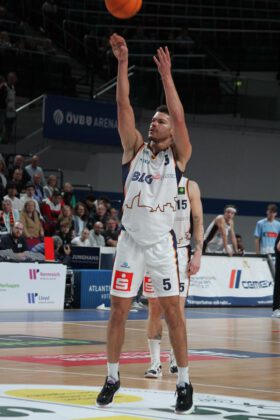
[110,300,130,325]
[164,304,182,330]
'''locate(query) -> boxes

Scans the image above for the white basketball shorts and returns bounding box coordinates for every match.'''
[110,230,179,298]
[143,246,190,298]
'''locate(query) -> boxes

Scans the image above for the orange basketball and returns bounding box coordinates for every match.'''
[105,0,142,19]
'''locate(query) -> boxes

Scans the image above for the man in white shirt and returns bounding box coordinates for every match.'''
[71,228,91,247]
[89,221,105,247]
[4,182,22,212]
[25,155,46,186]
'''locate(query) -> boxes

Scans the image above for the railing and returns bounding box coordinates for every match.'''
[12,95,46,154]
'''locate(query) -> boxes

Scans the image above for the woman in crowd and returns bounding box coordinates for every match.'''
[43,174,58,198]
[73,202,88,236]
[20,199,44,248]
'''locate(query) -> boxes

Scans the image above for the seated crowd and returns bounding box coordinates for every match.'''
[0,153,121,259]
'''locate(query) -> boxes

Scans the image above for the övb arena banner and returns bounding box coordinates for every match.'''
[43,95,119,145]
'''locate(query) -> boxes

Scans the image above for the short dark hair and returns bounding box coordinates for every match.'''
[52,188,62,197]
[224,204,237,213]
[156,104,169,115]
[267,203,278,213]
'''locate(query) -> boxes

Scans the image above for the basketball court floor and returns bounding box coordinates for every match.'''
[0,307,279,419]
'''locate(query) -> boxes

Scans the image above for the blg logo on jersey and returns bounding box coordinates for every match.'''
[112,271,133,292]
[131,171,153,184]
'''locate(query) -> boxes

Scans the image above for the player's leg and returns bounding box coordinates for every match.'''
[96,231,145,407]
[147,233,194,414]
[169,246,190,374]
[145,296,163,378]
[143,276,163,378]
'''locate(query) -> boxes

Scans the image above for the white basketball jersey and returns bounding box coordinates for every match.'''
[174,176,191,248]
[122,143,181,246]
[204,215,231,253]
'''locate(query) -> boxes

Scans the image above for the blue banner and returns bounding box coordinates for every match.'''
[43,95,120,145]
[75,269,112,308]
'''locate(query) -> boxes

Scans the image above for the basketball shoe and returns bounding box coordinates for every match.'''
[175,382,194,414]
[96,375,120,407]
[144,362,162,378]
[272,309,280,318]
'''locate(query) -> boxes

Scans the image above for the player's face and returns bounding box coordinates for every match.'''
[224,209,235,221]
[148,112,173,146]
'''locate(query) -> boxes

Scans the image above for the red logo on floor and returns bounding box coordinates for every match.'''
[0,351,226,367]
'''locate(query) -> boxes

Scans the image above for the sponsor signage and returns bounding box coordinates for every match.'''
[0,335,104,349]
[71,246,100,269]
[74,269,112,308]
[0,263,66,311]
[0,384,279,419]
[188,255,274,306]
[43,95,120,145]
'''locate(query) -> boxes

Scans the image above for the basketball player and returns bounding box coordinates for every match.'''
[96,33,193,414]
[203,205,238,255]
[143,177,203,378]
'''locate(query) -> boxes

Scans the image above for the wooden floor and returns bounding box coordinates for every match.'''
[0,307,279,403]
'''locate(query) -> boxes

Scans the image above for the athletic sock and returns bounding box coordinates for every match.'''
[107,362,119,382]
[148,339,161,365]
[177,366,190,386]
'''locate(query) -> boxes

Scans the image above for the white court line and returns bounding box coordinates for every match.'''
[0,366,279,396]
[64,322,280,345]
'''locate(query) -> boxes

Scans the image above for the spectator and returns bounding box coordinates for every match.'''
[103,218,119,247]
[19,182,42,216]
[73,202,88,236]
[56,220,73,246]
[84,193,96,229]
[62,182,76,208]
[31,235,71,265]
[33,173,44,203]
[4,182,23,212]
[5,72,17,143]
[11,168,25,194]
[89,221,105,247]
[0,155,7,189]
[43,174,58,198]
[94,202,108,225]
[203,204,238,255]
[109,207,120,224]
[41,188,63,234]
[20,200,44,248]
[71,227,91,247]
[25,155,46,186]
[8,154,31,185]
[254,204,280,255]
[42,0,58,37]
[235,234,245,255]
[0,74,6,142]
[272,233,280,318]
[57,204,74,231]
[0,221,28,255]
[0,198,20,235]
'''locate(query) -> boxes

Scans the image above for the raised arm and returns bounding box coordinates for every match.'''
[109,33,143,163]
[153,47,192,172]
[188,181,204,275]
